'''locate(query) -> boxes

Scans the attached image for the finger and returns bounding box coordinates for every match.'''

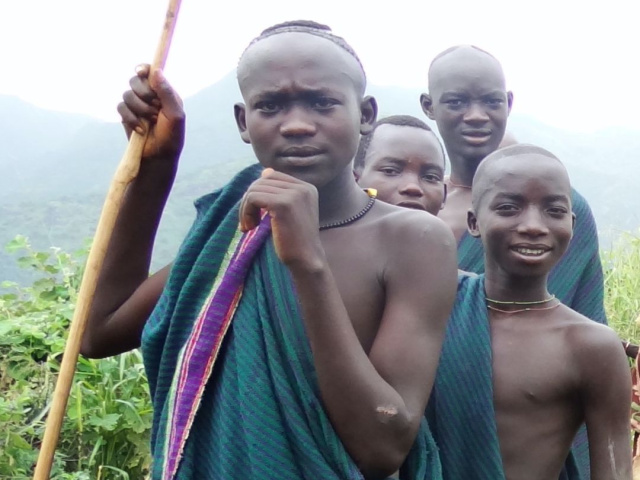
[239,192,264,232]
[149,69,184,121]
[121,90,159,135]
[239,191,280,232]
[117,101,144,136]
[259,168,309,185]
[135,63,151,78]
[129,73,158,104]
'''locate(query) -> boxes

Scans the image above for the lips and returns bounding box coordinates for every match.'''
[277,146,325,167]
[461,129,492,146]
[279,146,323,157]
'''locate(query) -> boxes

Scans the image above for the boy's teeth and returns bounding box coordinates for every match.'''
[515,247,545,256]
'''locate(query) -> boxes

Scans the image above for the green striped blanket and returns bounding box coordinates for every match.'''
[141,163,441,479]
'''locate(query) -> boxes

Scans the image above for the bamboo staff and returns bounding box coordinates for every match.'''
[33,1,183,478]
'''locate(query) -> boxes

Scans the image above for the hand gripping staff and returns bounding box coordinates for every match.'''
[33,1,183,477]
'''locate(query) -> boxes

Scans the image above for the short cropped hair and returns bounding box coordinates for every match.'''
[471,144,565,209]
[353,115,445,172]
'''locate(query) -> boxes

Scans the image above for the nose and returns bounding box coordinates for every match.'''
[517,207,549,236]
[463,102,490,124]
[399,178,424,197]
[280,107,316,137]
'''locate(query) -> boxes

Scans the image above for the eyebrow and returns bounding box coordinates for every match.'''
[492,192,570,203]
[543,194,571,203]
[376,157,407,166]
[440,89,505,98]
[254,87,337,99]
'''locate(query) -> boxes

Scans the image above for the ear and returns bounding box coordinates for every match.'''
[353,168,360,182]
[359,96,378,135]
[571,212,576,238]
[420,93,436,120]
[506,91,514,115]
[234,103,251,144]
[467,209,481,237]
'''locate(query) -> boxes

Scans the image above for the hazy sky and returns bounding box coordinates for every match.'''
[2,0,638,132]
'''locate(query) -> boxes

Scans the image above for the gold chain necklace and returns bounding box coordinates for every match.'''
[487,302,561,315]
[485,294,556,305]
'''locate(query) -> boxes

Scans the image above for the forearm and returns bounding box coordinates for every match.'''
[83,157,177,355]
[290,262,415,478]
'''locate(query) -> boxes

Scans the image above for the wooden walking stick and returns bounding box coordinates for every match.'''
[33,1,182,477]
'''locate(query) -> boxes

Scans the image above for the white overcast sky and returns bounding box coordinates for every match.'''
[2,0,638,133]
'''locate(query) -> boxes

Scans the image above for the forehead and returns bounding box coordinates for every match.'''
[368,125,444,167]
[238,32,363,98]
[482,155,571,199]
[429,48,506,96]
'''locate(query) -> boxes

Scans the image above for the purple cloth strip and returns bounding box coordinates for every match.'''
[165,215,272,478]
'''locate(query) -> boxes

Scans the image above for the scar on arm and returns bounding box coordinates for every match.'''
[376,405,399,417]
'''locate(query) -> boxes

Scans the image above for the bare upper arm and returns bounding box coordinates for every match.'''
[369,212,458,417]
[579,324,632,479]
[81,263,171,358]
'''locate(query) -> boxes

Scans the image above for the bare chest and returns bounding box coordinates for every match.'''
[321,233,386,353]
[490,319,580,412]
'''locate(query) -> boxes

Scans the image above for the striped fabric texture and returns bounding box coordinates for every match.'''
[456,188,605,478]
[142,164,441,479]
[160,213,272,479]
[427,275,581,480]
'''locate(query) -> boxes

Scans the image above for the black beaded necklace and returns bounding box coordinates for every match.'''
[319,188,377,231]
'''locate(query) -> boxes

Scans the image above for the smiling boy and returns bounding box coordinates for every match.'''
[419,46,607,476]
[81,21,457,479]
[354,115,446,216]
[428,144,631,480]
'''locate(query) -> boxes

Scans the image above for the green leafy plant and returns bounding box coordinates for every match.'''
[0,236,152,479]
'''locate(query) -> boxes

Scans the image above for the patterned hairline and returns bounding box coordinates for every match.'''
[239,24,367,83]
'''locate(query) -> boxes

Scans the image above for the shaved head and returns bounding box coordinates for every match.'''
[471,144,569,210]
[428,45,506,95]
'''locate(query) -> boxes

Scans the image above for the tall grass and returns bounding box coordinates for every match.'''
[603,230,640,344]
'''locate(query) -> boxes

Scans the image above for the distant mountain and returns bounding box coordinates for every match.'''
[1,75,638,285]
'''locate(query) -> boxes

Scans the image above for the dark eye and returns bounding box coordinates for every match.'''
[380,167,400,176]
[485,98,504,108]
[445,99,466,108]
[312,97,337,110]
[422,173,443,183]
[495,204,519,215]
[548,206,568,217]
[256,101,281,113]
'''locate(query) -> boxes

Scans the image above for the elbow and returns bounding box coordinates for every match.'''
[80,328,103,359]
[358,449,410,480]
[356,410,416,479]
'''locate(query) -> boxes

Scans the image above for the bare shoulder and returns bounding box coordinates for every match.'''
[559,306,627,375]
[361,202,457,294]
[368,201,456,253]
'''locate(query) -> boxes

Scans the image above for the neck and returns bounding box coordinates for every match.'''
[317,165,365,224]
[483,262,552,305]
[448,154,484,187]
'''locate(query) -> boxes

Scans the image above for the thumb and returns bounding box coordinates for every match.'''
[149,69,184,120]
